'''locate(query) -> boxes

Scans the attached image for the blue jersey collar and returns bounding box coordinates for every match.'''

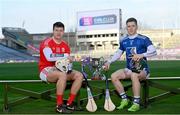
[128,34,138,39]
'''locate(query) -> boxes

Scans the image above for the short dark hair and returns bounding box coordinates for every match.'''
[53,22,65,30]
[126,17,137,25]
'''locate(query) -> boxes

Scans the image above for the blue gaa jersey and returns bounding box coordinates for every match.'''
[119,34,153,72]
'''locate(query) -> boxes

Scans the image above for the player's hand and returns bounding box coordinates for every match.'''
[132,54,144,62]
[103,62,110,71]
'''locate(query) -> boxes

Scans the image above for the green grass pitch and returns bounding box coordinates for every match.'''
[0,60,180,114]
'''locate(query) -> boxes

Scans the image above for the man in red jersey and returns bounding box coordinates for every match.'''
[39,22,83,114]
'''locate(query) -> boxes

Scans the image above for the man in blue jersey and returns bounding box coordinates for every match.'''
[104,17,157,112]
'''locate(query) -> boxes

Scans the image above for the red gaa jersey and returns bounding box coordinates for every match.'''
[38,37,70,72]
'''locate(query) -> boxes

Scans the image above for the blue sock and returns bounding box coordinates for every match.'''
[133,96,140,104]
[120,92,128,99]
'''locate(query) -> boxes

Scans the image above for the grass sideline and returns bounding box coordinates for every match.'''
[0,60,180,114]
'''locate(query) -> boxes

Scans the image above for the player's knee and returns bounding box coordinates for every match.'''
[131,73,139,81]
[57,72,67,81]
[75,72,83,81]
[111,74,118,82]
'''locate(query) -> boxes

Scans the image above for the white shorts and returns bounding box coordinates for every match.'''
[39,66,56,82]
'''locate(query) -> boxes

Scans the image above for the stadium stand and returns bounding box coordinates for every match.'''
[139,29,180,49]
[164,34,180,48]
[0,43,37,62]
[2,27,39,55]
[1,27,180,61]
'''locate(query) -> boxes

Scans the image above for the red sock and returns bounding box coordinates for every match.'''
[57,95,63,106]
[67,93,76,105]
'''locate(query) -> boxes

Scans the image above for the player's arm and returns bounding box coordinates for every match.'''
[43,47,69,61]
[143,37,157,57]
[104,38,125,70]
[133,36,157,61]
[133,45,157,61]
[108,49,123,64]
[143,45,157,57]
[104,49,123,70]
[108,38,125,64]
